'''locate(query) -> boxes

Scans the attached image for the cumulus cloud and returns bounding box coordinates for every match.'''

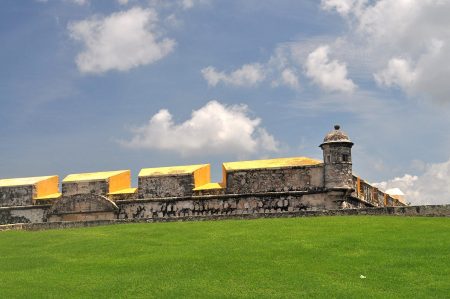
[201,64,266,87]
[180,0,209,9]
[70,0,88,5]
[321,0,450,102]
[201,43,304,91]
[121,100,279,156]
[202,43,358,92]
[68,7,175,74]
[271,68,300,89]
[180,0,195,9]
[37,0,89,4]
[374,58,417,89]
[305,45,356,93]
[321,0,365,16]
[374,159,450,205]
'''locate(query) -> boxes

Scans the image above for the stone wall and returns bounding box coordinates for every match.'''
[1,190,448,228]
[1,204,449,231]
[47,194,118,222]
[62,180,109,196]
[0,205,49,224]
[225,165,324,194]
[0,185,35,207]
[0,191,338,225]
[322,143,353,189]
[117,191,336,220]
[138,175,194,198]
[351,176,403,207]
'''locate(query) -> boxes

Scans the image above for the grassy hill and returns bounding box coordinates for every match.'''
[0,216,449,298]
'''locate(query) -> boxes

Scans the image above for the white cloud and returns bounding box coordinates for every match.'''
[321,0,366,16]
[165,14,182,28]
[278,68,300,89]
[117,0,129,5]
[200,42,303,91]
[374,58,417,89]
[37,0,89,4]
[374,159,450,205]
[305,45,356,93]
[70,0,88,5]
[180,0,209,10]
[181,0,195,9]
[201,64,266,87]
[121,100,280,156]
[321,0,450,102]
[68,7,175,74]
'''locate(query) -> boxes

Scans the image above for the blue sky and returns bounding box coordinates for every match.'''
[1,0,450,204]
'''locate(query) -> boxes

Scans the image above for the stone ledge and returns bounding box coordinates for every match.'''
[0,204,52,211]
[1,205,448,231]
[116,189,326,203]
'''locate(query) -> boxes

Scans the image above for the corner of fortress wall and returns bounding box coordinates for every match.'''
[0,126,412,225]
[0,156,409,226]
[0,158,405,208]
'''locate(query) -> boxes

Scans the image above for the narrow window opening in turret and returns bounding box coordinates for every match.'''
[326,155,331,163]
[342,154,349,162]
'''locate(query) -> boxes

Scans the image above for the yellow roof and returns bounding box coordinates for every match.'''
[63,170,129,182]
[35,193,62,200]
[139,164,208,177]
[193,182,224,191]
[108,187,137,195]
[223,157,322,171]
[0,176,56,187]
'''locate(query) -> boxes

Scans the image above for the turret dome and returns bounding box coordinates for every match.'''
[320,125,353,148]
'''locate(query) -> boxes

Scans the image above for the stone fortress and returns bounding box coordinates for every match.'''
[0,125,407,225]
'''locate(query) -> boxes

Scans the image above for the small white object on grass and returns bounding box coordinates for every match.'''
[360,275,366,279]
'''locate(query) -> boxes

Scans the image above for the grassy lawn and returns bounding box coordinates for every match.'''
[0,216,449,298]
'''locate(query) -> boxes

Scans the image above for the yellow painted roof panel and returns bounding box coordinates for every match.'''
[223,157,322,171]
[108,187,137,195]
[0,176,56,187]
[193,182,224,191]
[63,170,129,182]
[139,164,208,177]
[35,193,62,200]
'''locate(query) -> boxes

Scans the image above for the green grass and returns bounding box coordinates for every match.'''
[0,217,449,298]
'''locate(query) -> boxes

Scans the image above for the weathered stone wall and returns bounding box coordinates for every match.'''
[225,166,324,194]
[1,204,449,231]
[62,180,109,196]
[322,143,353,189]
[351,176,403,207]
[138,175,194,198]
[117,191,341,220]
[1,192,448,227]
[376,190,385,206]
[0,205,49,224]
[0,191,341,225]
[47,194,118,222]
[108,192,138,201]
[0,185,35,207]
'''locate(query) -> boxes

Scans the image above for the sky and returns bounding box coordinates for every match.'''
[1,0,450,205]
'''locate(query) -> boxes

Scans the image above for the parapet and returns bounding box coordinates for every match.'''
[0,156,407,208]
[351,175,405,207]
[138,164,210,198]
[0,175,60,207]
[222,157,323,194]
[222,157,322,171]
[62,170,134,197]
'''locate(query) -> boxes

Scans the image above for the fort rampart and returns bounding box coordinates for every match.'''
[1,204,448,231]
[0,126,410,227]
